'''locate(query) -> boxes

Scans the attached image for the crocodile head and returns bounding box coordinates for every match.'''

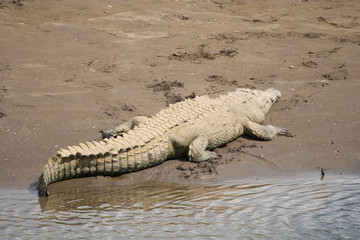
[235,88,282,116]
[259,88,282,114]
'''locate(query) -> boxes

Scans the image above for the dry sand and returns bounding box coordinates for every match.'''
[0,0,359,192]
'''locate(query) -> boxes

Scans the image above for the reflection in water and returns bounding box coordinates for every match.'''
[1,177,360,239]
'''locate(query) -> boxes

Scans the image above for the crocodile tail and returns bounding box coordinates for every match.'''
[38,173,49,197]
[38,134,169,197]
[37,140,112,197]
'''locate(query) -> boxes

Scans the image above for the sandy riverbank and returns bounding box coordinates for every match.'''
[0,0,359,192]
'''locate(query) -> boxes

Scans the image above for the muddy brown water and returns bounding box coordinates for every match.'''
[1,176,359,239]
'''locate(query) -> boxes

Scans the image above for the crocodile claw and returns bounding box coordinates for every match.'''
[275,127,293,137]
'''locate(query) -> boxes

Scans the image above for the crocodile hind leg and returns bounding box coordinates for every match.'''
[188,136,219,162]
[101,116,149,138]
[244,120,290,140]
[187,119,246,162]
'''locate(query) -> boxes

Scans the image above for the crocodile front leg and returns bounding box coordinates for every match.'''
[101,116,149,138]
[244,120,289,140]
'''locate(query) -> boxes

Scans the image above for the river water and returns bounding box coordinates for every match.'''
[1,176,359,239]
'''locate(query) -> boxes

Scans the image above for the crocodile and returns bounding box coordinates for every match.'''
[38,88,289,196]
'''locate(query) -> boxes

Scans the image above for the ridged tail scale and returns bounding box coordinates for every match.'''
[38,130,169,196]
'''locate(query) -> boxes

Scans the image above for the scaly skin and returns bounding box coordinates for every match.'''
[38,88,288,196]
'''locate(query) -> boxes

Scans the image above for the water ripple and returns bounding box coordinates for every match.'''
[1,176,359,239]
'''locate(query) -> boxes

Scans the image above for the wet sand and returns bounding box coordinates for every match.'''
[0,0,359,191]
